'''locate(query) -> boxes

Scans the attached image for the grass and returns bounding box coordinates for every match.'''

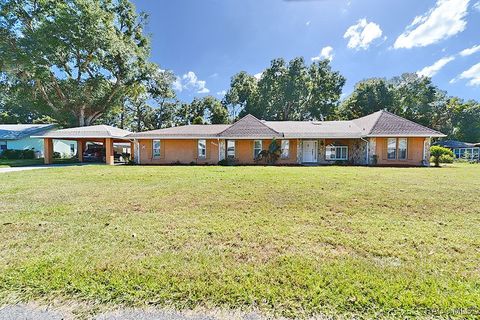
[0,158,78,168]
[0,158,45,167]
[0,164,479,318]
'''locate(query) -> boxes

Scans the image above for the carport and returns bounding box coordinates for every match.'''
[32,125,132,165]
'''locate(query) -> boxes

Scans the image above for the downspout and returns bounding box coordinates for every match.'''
[360,137,369,165]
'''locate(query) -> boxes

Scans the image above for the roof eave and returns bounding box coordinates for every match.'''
[365,133,446,138]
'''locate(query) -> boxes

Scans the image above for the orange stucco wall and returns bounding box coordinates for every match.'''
[139,138,297,165]
[233,139,297,165]
[375,137,425,166]
[139,139,219,165]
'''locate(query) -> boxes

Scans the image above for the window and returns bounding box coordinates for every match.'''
[0,141,6,151]
[398,138,407,160]
[227,140,235,159]
[473,148,479,160]
[253,140,262,158]
[281,140,289,159]
[70,143,75,155]
[326,145,348,160]
[152,140,161,158]
[198,139,206,159]
[454,148,460,158]
[387,138,397,160]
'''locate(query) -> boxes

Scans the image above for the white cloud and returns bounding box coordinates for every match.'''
[216,90,227,96]
[344,18,383,50]
[458,63,480,86]
[394,0,470,49]
[306,21,311,26]
[474,1,480,11]
[174,71,210,94]
[459,44,480,56]
[173,77,183,92]
[311,46,334,61]
[254,72,263,80]
[417,56,455,77]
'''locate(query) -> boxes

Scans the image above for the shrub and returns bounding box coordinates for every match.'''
[53,152,61,159]
[430,146,454,167]
[218,158,236,166]
[0,149,35,159]
[254,138,281,165]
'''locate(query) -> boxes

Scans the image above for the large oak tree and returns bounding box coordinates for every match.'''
[0,0,153,126]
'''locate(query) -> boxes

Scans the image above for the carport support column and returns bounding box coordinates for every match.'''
[77,139,84,162]
[44,138,53,165]
[130,141,135,162]
[105,138,114,165]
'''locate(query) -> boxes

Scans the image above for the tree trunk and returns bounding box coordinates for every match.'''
[79,107,85,126]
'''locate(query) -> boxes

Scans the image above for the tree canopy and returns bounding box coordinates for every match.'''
[224,57,345,121]
[0,0,158,126]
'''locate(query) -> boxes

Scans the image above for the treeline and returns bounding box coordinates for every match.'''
[223,58,480,143]
[0,0,479,142]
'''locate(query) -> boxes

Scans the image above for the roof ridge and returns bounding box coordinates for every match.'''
[365,110,385,135]
[218,114,280,136]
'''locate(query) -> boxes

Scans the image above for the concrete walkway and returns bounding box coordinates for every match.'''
[0,304,272,320]
[0,163,95,174]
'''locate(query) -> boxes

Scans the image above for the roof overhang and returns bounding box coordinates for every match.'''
[365,134,446,138]
[31,135,131,140]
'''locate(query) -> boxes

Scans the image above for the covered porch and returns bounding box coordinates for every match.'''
[32,125,133,165]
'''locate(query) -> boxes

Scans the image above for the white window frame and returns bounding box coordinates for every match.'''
[227,140,235,159]
[152,140,161,158]
[387,138,397,160]
[326,145,348,160]
[253,140,262,158]
[398,138,408,160]
[281,140,290,159]
[198,139,206,159]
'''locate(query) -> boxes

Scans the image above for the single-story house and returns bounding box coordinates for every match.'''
[128,110,445,166]
[434,140,480,160]
[0,124,75,157]
[34,110,445,166]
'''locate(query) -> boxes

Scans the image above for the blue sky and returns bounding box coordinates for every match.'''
[132,0,480,102]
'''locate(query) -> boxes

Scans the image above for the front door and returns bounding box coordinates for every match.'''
[302,140,318,163]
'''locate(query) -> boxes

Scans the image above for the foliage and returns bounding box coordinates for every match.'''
[0,148,35,159]
[225,57,345,121]
[217,158,236,166]
[192,116,204,124]
[255,138,281,164]
[0,0,154,126]
[1,165,479,318]
[338,73,480,143]
[430,146,454,167]
[337,78,395,119]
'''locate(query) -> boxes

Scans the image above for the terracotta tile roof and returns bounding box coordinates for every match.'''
[32,125,131,139]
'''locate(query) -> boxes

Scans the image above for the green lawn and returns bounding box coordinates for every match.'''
[0,164,479,318]
[0,158,78,168]
[0,158,45,167]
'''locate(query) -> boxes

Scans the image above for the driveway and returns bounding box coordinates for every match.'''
[0,163,96,174]
[0,304,271,320]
